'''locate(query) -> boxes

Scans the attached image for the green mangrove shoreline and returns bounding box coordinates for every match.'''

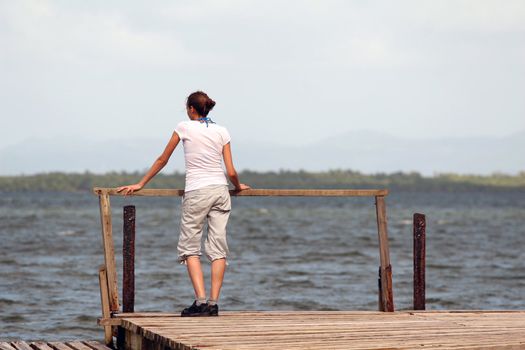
[1,170,525,192]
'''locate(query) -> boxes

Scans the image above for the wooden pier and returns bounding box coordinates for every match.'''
[93,187,525,349]
[99,311,525,349]
[0,341,112,350]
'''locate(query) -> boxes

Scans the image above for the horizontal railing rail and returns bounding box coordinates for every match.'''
[93,187,389,197]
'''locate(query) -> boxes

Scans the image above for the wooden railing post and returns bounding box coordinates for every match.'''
[123,205,136,313]
[413,213,426,310]
[98,265,113,347]
[375,195,394,312]
[98,192,120,312]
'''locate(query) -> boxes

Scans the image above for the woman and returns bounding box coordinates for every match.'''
[117,91,250,316]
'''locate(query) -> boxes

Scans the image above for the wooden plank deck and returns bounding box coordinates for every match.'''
[0,341,112,350]
[111,311,525,350]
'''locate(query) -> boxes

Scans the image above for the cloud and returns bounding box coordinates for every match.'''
[1,0,193,69]
[3,1,524,70]
[409,0,525,33]
[0,0,524,154]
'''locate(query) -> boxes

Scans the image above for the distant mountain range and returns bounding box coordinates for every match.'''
[1,130,524,175]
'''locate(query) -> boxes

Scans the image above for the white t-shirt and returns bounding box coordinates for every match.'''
[174,120,231,192]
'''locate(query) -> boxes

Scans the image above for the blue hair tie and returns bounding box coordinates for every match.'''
[198,117,215,127]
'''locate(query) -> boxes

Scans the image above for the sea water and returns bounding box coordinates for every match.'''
[1,191,524,340]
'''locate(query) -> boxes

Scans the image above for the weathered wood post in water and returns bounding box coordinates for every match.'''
[413,213,426,310]
[98,193,120,313]
[375,195,394,312]
[123,205,136,313]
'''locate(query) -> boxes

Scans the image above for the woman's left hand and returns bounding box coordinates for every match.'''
[116,183,143,196]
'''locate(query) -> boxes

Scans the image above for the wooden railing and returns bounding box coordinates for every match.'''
[93,187,394,342]
[95,188,389,197]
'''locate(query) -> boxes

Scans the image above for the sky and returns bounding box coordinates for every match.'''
[1,1,524,159]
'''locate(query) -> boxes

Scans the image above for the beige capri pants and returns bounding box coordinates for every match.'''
[177,184,231,264]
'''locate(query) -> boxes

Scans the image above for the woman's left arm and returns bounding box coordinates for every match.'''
[117,131,180,195]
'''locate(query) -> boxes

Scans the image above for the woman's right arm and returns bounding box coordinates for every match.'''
[117,131,181,195]
[222,142,250,191]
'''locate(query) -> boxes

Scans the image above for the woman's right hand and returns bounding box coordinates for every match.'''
[236,184,251,191]
[116,183,143,196]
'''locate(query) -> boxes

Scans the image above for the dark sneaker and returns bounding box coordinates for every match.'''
[181,301,210,317]
[207,303,219,316]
